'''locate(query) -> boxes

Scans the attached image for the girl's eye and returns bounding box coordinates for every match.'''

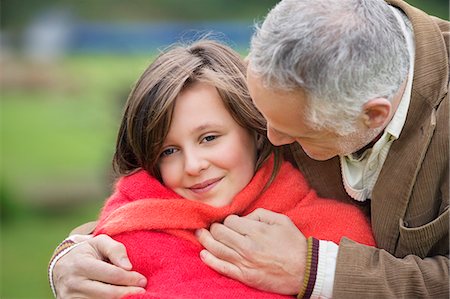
[160,148,177,157]
[202,135,217,143]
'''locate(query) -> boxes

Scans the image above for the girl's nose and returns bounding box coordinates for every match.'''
[184,150,209,176]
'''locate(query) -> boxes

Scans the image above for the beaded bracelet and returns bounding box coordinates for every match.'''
[297,237,319,299]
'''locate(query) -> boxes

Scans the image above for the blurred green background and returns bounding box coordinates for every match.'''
[1,1,448,298]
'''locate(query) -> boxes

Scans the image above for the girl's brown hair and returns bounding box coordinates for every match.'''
[113,39,280,181]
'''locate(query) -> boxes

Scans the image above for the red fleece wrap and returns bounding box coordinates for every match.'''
[94,158,375,298]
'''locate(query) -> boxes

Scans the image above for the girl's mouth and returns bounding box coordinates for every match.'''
[189,177,222,193]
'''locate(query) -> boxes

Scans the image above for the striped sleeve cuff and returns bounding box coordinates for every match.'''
[297,237,319,299]
[48,237,84,298]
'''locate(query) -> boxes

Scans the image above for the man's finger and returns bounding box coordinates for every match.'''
[196,228,243,262]
[244,208,288,224]
[199,249,242,281]
[76,279,146,299]
[79,258,147,287]
[208,222,256,257]
[222,214,265,236]
[89,234,133,270]
[70,234,93,243]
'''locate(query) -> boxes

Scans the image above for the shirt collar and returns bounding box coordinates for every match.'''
[385,6,415,140]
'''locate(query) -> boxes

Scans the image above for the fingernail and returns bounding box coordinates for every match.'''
[195,229,201,238]
[199,249,206,260]
[138,278,147,287]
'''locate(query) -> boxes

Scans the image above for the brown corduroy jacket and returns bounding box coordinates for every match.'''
[291,0,449,298]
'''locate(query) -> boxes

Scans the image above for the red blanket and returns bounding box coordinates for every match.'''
[95,158,375,298]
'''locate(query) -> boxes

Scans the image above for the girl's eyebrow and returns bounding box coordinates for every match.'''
[190,122,224,134]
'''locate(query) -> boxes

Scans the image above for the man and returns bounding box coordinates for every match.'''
[195,0,448,297]
[50,0,448,298]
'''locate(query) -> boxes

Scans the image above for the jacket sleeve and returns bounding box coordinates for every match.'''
[69,221,98,235]
[333,238,449,298]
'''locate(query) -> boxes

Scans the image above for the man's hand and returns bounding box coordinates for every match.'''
[53,234,147,299]
[196,208,307,295]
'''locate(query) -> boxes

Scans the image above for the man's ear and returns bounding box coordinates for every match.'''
[362,98,392,128]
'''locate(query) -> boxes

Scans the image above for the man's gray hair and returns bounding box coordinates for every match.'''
[249,0,409,134]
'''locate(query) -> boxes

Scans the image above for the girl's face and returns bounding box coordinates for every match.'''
[158,82,257,207]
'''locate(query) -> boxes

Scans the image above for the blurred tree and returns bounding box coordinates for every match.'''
[1,0,447,31]
[1,0,279,30]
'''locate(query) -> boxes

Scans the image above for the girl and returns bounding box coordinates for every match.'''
[55,40,375,298]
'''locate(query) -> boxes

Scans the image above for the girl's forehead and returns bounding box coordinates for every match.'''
[167,83,239,131]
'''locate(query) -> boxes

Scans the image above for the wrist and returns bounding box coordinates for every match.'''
[48,237,84,298]
[297,237,319,299]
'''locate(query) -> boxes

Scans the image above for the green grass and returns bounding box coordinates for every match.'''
[1,55,152,181]
[0,54,154,298]
[1,201,103,299]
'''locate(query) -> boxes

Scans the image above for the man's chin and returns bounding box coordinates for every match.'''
[303,149,337,161]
